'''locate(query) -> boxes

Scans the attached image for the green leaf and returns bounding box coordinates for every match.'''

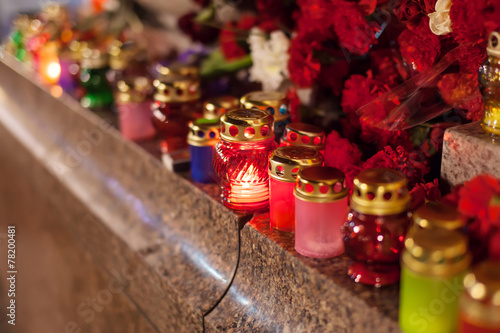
[200,49,252,78]
[195,6,215,23]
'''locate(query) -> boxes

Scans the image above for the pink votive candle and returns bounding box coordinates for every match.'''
[294,166,348,258]
[116,78,156,141]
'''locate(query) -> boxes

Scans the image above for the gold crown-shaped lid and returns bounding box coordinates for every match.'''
[269,146,324,183]
[281,122,325,149]
[294,166,347,202]
[188,118,220,147]
[403,228,470,276]
[153,76,200,103]
[240,91,289,122]
[220,108,274,142]
[108,40,142,70]
[464,260,500,305]
[203,96,240,119]
[80,46,108,69]
[68,40,88,61]
[487,32,500,58]
[116,77,151,103]
[413,202,465,231]
[351,168,410,216]
[155,63,199,79]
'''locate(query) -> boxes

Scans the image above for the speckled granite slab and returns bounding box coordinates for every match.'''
[205,213,401,332]
[442,121,500,188]
[0,53,244,332]
[0,52,402,333]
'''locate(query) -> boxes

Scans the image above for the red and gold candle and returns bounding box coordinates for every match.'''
[269,146,323,232]
[213,108,277,213]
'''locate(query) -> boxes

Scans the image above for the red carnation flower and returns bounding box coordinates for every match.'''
[324,130,363,173]
[370,49,403,87]
[459,175,500,234]
[438,73,484,121]
[450,0,500,45]
[219,15,257,60]
[360,125,413,151]
[410,179,441,210]
[341,71,390,114]
[362,145,429,187]
[398,16,440,72]
[288,33,322,87]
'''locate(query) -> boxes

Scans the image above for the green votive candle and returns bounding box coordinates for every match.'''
[399,228,471,333]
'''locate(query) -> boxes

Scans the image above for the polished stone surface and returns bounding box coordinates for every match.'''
[442,121,500,188]
[0,117,158,333]
[0,53,242,332]
[205,213,400,332]
[0,53,401,332]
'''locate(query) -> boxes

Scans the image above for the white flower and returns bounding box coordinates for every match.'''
[428,0,452,36]
[247,27,290,92]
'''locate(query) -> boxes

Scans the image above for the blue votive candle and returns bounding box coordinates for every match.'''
[188,118,220,183]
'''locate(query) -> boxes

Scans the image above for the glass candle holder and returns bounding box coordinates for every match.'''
[399,228,471,333]
[38,41,61,85]
[240,91,290,141]
[203,96,239,120]
[57,50,79,93]
[79,47,114,109]
[480,32,500,136]
[459,260,500,333]
[280,122,326,154]
[115,77,156,141]
[412,202,465,232]
[294,166,348,258]
[151,76,202,153]
[269,146,323,232]
[342,168,411,287]
[188,118,220,183]
[213,108,277,213]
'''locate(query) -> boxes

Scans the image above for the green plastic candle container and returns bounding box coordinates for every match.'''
[399,228,471,333]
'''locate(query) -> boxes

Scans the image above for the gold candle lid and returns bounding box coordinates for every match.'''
[155,63,199,79]
[203,96,239,119]
[413,202,465,231]
[116,77,151,103]
[80,46,108,69]
[188,118,220,147]
[351,168,410,216]
[403,228,470,276]
[108,40,142,71]
[153,76,200,103]
[220,108,274,142]
[269,146,323,183]
[464,260,500,305]
[240,91,289,122]
[294,166,347,203]
[281,122,325,149]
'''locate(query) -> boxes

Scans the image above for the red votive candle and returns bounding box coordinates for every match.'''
[294,166,348,258]
[342,168,411,287]
[459,260,500,333]
[280,122,325,154]
[213,108,277,213]
[151,76,202,153]
[268,146,323,232]
[116,77,156,141]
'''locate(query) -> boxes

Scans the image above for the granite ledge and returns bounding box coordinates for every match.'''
[1,52,402,332]
[441,121,500,188]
